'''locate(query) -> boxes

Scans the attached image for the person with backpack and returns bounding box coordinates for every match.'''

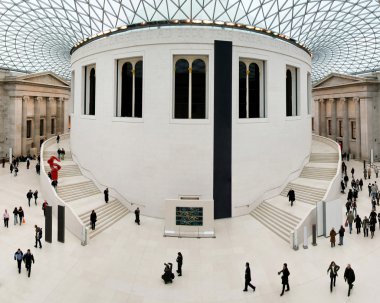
[22,249,35,278]
[14,248,24,274]
[34,225,42,248]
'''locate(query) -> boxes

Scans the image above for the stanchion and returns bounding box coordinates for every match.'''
[312,224,317,246]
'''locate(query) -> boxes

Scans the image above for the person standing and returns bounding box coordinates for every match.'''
[375,166,379,178]
[327,261,340,292]
[362,216,370,237]
[343,174,349,188]
[33,190,38,206]
[13,207,18,225]
[354,215,362,234]
[42,200,48,216]
[14,249,24,274]
[18,207,24,226]
[26,190,33,207]
[359,179,363,191]
[338,225,345,245]
[26,159,30,169]
[347,211,354,234]
[10,163,14,174]
[243,262,256,292]
[329,228,337,247]
[278,263,290,296]
[34,225,42,248]
[135,207,140,225]
[176,252,183,277]
[35,162,40,175]
[104,188,109,203]
[22,249,35,278]
[56,134,60,144]
[287,189,295,207]
[344,264,355,297]
[3,209,9,228]
[351,168,355,178]
[90,210,97,230]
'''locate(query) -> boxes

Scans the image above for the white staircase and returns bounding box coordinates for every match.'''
[310,153,339,163]
[300,166,336,180]
[45,164,82,178]
[57,180,101,202]
[78,200,129,239]
[280,183,326,205]
[250,202,301,243]
[44,150,72,160]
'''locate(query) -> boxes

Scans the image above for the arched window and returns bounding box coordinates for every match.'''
[121,62,133,117]
[116,58,143,118]
[174,59,190,118]
[286,66,299,116]
[83,64,96,115]
[238,59,265,118]
[191,59,206,119]
[174,56,207,119]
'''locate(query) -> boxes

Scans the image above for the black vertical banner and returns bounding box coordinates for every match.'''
[45,206,52,243]
[213,40,232,219]
[58,205,65,243]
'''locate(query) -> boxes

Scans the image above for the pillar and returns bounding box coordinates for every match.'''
[46,97,53,138]
[56,97,62,134]
[354,97,361,159]
[34,97,41,152]
[360,97,373,161]
[313,99,320,134]
[330,98,337,140]
[8,96,23,156]
[319,99,326,137]
[340,97,349,154]
[21,96,28,155]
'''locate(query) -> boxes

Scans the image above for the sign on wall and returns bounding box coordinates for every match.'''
[176,207,203,226]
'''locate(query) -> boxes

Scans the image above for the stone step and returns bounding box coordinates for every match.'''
[88,209,129,239]
[310,153,339,163]
[261,202,302,224]
[250,211,290,243]
[58,190,101,202]
[78,199,118,219]
[256,205,298,232]
[81,201,123,224]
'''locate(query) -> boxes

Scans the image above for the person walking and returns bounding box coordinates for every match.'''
[90,210,97,230]
[378,212,380,230]
[287,188,295,207]
[278,263,290,296]
[327,261,340,292]
[61,148,66,160]
[33,190,38,206]
[176,252,183,277]
[3,209,9,228]
[338,225,345,245]
[135,207,140,225]
[26,190,33,207]
[18,207,24,226]
[329,228,337,247]
[375,166,379,178]
[347,211,354,234]
[14,166,18,176]
[341,180,345,193]
[56,134,60,144]
[14,249,24,274]
[343,174,349,188]
[344,264,355,297]
[35,162,40,175]
[26,159,30,169]
[104,188,109,203]
[359,178,363,191]
[368,167,372,179]
[351,168,355,179]
[13,207,18,225]
[34,225,43,248]
[243,262,256,292]
[354,215,362,234]
[363,216,370,237]
[22,249,35,278]
[10,163,14,174]
[370,221,376,239]
[42,200,48,216]
[347,189,353,202]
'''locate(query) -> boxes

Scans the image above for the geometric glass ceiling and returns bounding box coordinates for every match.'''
[0,0,379,80]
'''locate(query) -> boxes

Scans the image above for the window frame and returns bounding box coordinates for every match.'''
[285,65,300,117]
[82,64,96,116]
[51,118,56,134]
[351,121,356,140]
[26,120,32,139]
[338,120,343,137]
[40,119,44,136]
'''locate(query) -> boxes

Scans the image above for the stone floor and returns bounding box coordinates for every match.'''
[0,159,379,303]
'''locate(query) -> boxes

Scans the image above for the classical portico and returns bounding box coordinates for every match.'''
[0,70,70,157]
[312,73,380,161]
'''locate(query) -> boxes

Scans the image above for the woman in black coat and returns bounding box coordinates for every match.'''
[278,263,290,296]
[90,210,97,230]
[354,215,362,234]
[176,252,183,276]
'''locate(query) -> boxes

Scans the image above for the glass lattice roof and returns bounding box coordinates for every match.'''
[0,0,379,80]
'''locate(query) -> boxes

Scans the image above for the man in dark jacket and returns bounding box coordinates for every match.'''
[176,252,183,277]
[243,262,256,292]
[338,225,345,245]
[287,189,295,207]
[14,248,23,274]
[104,188,109,203]
[26,190,33,207]
[278,263,290,296]
[135,207,140,225]
[34,225,43,248]
[344,264,355,297]
[23,249,35,277]
[90,210,97,230]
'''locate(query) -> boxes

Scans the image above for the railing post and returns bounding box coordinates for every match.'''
[312,224,317,246]
[81,226,88,246]
[303,226,308,249]
[291,231,298,250]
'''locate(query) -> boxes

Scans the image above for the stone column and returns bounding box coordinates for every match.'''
[34,97,41,153]
[8,96,23,156]
[56,97,62,134]
[46,97,53,139]
[60,98,65,133]
[319,99,326,137]
[313,99,320,134]
[21,96,28,155]
[330,98,337,139]
[340,97,349,154]
[354,97,361,159]
[360,97,373,161]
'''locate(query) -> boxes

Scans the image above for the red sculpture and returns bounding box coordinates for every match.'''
[47,156,61,181]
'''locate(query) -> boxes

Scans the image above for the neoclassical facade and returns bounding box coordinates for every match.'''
[0,70,70,158]
[312,73,380,161]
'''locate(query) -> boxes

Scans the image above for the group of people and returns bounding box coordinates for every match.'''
[26,189,39,207]
[14,248,35,277]
[327,262,356,296]
[162,252,183,284]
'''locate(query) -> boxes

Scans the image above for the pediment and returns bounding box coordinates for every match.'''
[313,73,363,88]
[16,72,69,87]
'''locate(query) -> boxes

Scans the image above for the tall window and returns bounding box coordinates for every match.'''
[338,120,343,137]
[83,64,96,115]
[26,120,32,139]
[51,118,55,134]
[40,119,44,136]
[116,58,143,118]
[239,59,265,118]
[174,56,207,119]
[328,120,332,135]
[351,121,356,140]
[286,66,299,116]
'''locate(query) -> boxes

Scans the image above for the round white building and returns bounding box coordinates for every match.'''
[70,23,312,219]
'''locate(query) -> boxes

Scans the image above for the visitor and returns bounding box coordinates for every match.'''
[243,262,256,292]
[26,189,33,207]
[287,188,295,207]
[329,228,337,247]
[18,207,24,226]
[56,134,60,144]
[135,207,140,225]
[368,183,372,197]
[347,211,354,234]
[327,261,340,292]
[33,190,38,206]
[61,148,65,160]
[57,148,61,160]
[176,252,183,277]
[362,216,370,237]
[347,189,353,202]
[359,178,363,191]
[14,166,18,176]
[42,200,48,216]
[22,249,35,278]
[13,207,18,225]
[375,166,379,178]
[354,215,362,234]
[351,167,355,179]
[338,225,345,245]
[341,180,345,193]
[34,225,43,248]
[10,163,14,174]
[162,263,174,284]
[2,158,5,168]
[278,263,290,296]
[90,210,97,230]
[26,158,30,169]
[342,161,347,175]
[104,188,109,203]
[368,167,372,179]
[14,248,23,274]
[35,162,40,175]
[345,201,351,215]
[3,209,9,228]
[344,174,349,188]
[344,264,355,297]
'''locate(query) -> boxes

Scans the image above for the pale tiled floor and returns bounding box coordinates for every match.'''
[0,159,379,303]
